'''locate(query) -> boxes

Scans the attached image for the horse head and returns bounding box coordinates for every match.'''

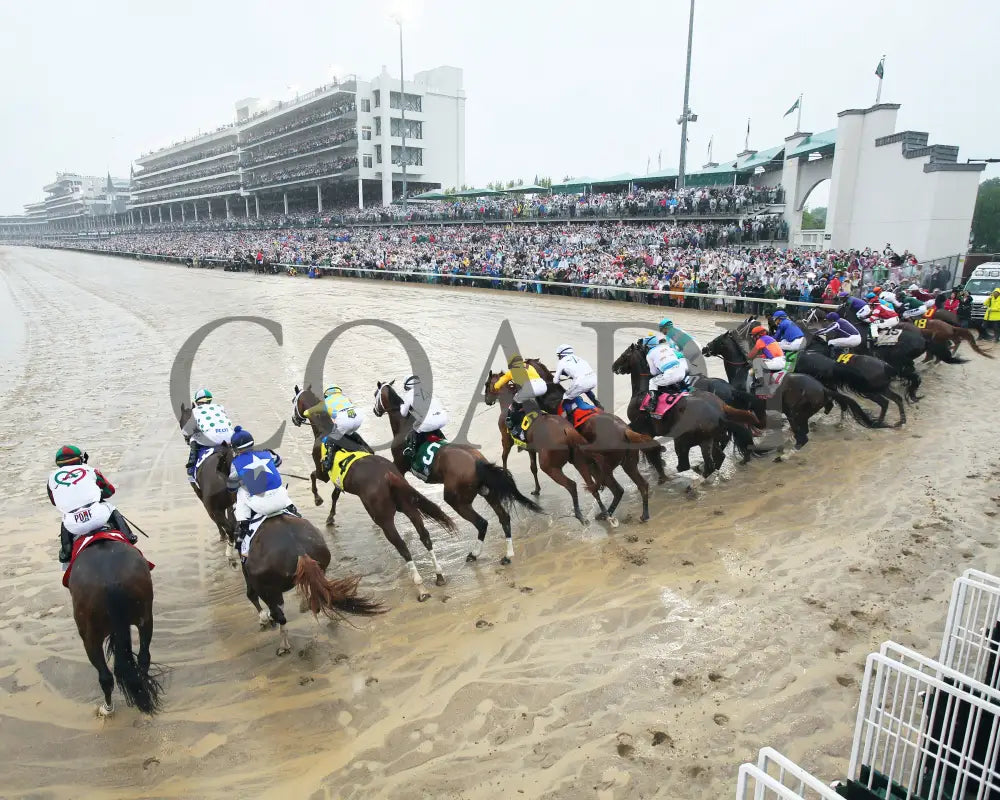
[291,384,318,428]
[178,402,191,432]
[372,380,399,418]
[612,342,644,376]
[483,371,504,406]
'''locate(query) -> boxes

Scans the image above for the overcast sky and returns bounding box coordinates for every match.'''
[1,0,997,214]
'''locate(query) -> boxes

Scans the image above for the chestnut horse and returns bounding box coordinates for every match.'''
[373,381,542,564]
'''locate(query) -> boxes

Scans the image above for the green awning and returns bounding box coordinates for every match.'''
[736,145,785,173]
[502,184,550,195]
[411,190,451,200]
[786,129,837,159]
[453,188,505,197]
[632,167,678,185]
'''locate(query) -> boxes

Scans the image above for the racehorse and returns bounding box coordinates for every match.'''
[291,386,456,601]
[179,403,237,563]
[701,326,883,442]
[373,380,543,563]
[901,317,993,361]
[241,513,384,655]
[611,342,748,479]
[837,301,960,370]
[520,361,665,523]
[69,539,162,717]
[483,372,603,525]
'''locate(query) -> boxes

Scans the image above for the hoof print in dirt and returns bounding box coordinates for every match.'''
[475,619,494,629]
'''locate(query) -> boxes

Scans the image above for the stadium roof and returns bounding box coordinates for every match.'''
[737,145,785,172]
[786,129,837,159]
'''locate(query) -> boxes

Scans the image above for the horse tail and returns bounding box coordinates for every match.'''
[105,585,163,715]
[823,388,880,429]
[928,338,968,364]
[955,327,995,358]
[723,419,756,461]
[293,556,385,619]
[388,472,458,533]
[721,403,762,428]
[474,460,542,513]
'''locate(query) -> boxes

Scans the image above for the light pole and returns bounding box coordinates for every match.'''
[394,17,408,211]
[676,0,697,190]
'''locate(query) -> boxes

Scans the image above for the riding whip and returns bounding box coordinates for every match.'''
[282,472,313,482]
[120,513,150,538]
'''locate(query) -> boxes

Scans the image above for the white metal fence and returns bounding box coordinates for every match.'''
[940,575,1000,691]
[735,748,840,799]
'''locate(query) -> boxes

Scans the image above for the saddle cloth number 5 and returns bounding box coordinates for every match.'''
[423,441,442,466]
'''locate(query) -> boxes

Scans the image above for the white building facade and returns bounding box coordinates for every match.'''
[128,65,465,223]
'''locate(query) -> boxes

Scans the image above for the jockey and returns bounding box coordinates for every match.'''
[226,427,298,548]
[399,375,449,459]
[658,318,699,352]
[770,310,805,353]
[182,388,235,478]
[748,325,786,385]
[47,445,137,570]
[843,294,868,318]
[494,355,546,432]
[867,294,900,342]
[879,288,902,314]
[552,344,599,412]
[644,333,688,411]
[816,312,862,351]
[900,289,935,320]
[304,385,370,469]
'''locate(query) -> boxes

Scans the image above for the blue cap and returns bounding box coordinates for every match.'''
[772,310,787,319]
[659,318,673,328]
[825,312,839,321]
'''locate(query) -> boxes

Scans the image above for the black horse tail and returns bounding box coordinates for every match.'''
[823,388,880,428]
[388,472,458,533]
[927,338,968,364]
[724,419,756,461]
[105,586,163,715]
[475,460,542,513]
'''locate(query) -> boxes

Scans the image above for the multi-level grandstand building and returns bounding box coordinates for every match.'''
[127,66,465,223]
[40,173,131,232]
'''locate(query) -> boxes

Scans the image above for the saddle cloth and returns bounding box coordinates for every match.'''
[190,446,216,487]
[62,530,154,588]
[411,436,446,482]
[241,509,296,559]
[640,390,688,418]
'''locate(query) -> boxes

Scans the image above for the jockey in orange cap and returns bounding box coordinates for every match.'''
[748,325,786,386]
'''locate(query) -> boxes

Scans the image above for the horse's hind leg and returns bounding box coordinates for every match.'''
[622,452,650,523]
[885,388,907,427]
[484,493,515,564]
[82,632,115,716]
[261,590,290,656]
[369,504,428,602]
[326,487,341,527]
[860,391,890,425]
[602,469,626,521]
[137,608,153,674]
[401,503,446,588]
[448,491,490,564]
[541,456,586,524]
[241,565,270,625]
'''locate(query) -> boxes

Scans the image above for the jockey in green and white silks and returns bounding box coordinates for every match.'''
[183,389,235,477]
[400,375,449,458]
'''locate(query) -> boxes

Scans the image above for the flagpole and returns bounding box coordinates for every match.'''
[875,55,885,103]
[745,118,750,152]
[796,93,803,133]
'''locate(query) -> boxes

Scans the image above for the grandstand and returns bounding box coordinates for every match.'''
[126,66,466,225]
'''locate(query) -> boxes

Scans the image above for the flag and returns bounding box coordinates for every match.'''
[783,97,800,117]
[875,57,884,79]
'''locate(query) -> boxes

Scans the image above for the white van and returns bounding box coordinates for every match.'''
[965,263,1000,325]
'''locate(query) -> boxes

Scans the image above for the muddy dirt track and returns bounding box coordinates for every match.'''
[2,246,999,800]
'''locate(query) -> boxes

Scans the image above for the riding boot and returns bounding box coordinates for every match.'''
[402,430,418,459]
[286,504,300,517]
[320,436,336,474]
[237,519,251,549]
[185,439,200,471]
[58,524,74,565]
[585,390,603,409]
[107,508,138,544]
[506,401,523,432]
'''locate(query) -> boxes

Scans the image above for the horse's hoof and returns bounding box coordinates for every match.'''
[97,702,115,718]
[500,556,512,565]
[466,552,478,563]
[258,610,272,627]
[657,476,668,485]
[575,514,588,525]
[417,592,431,603]
[313,497,323,507]
[326,518,336,528]
[531,489,541,497]
[640,514,650,524]
[229,560,239,570]
[435,574,446,586]
[276,646,291,657]
[595,511,608,521]
[607,516,620,529]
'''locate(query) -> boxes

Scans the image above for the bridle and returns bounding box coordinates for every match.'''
[291,390,307,427]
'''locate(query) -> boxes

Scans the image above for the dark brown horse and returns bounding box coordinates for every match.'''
[484,372,604,524]
[179,403,237,564]
[242,513,384,655]
[291,386,456,601]
[903,317,994,361]
[373,381,543,564]
[69,540,162,717]
[522,361,664,523]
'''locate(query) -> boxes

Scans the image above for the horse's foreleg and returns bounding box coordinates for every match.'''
[542,456,586,524]
[528,449,541,495]
[82,632,115,716]
[404,505,445,587]
[310,470,323,506]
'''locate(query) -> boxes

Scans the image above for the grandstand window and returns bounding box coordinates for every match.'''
[360,98,371,112]
[375,145,382,164]
[375,118,382,136]
[372,91,380,108]
[389,92,422,112]
[363,155,373,168]
[390,118,423,140]
[391,145,422,166]
[361,126,372,141]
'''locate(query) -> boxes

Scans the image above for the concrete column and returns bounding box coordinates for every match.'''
[181,204,186,222]
[245,197,250,218]
[255,195,260,218]
[358,178,364,209]
[283,192,289,215]
[158,207,163,223]
[316,184,323,212]
[208,199,212,220]
[194,202,198,221]
[225,196,231,219]
[169,205,174,223]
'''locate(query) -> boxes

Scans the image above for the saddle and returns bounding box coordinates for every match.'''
[241,508,299,559]
[640,389,688,419]
[62,531,154,588]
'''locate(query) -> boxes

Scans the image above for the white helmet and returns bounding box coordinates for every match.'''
[909,283,919,290]
[556,344,574,358]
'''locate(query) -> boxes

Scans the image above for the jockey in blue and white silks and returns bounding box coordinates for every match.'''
[771,310,805,353]
[645,334,688,394]
[226,427,297,545]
